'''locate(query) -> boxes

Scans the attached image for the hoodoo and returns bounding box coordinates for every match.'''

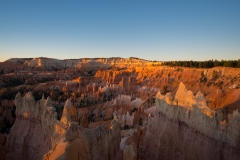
[1,57,240,160]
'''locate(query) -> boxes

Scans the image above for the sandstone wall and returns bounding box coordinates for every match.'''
[44,120,122,160]
[155,82,240,147]
[6,116,52,160]
[6,92,69,159]
[140,112,240,160]
[138,82,240,160]
[2,57,158,73]
[6,92,122,160]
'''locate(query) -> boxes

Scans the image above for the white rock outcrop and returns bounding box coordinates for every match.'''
[155,82,240,147]
[7,92,122,160]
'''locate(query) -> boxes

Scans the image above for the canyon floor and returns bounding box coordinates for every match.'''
[0,57,240,160]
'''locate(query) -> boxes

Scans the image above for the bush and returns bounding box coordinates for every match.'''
[123,124,129,130]
[199,71,207,82]
[88,112,95,123]
[161,85,169,95]
[212,70,218,79]
[0,88,18,100]
[129,107,138,115]
[139,117,143,126]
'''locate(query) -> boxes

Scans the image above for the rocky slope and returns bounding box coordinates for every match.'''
[155,82,240,147]
[6,92,121,160]
[137,82,240,160]
[1,57,240,160]
[140,111,240,160]
[0,57,159,74]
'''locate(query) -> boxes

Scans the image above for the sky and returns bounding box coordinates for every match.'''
[0,1,240,62]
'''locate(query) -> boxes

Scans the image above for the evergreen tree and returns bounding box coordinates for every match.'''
[214,60,220,67]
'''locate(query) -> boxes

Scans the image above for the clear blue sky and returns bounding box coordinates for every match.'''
[0,1,240,62]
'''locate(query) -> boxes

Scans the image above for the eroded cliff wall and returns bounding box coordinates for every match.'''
[6,116,52,160]
[140,112,240,160]
[6,92,63,160]
[6,92,122,160]
[139,82,240,160]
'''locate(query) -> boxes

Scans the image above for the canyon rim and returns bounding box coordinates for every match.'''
[0,57,240,160]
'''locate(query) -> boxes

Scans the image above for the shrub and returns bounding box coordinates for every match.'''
[212,70,218,79]
[200,71,207,82]
[88,112,95,122]
[130,107,138,115]
[162,85,169,95]
[139,117,143,126]
[123,124,129,130]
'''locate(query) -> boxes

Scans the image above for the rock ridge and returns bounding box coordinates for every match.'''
[6,92,122,160]
[155,82,240,147]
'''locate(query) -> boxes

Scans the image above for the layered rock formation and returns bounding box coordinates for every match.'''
[95,69,134,84]
[2,57,240,160]
[45,117,122,160]
[156,82,240,147]
[1,57,159,74]
[6,92,122,160]
[135,66,240,110]
[139,82,240,160]
[6,92,64,160]
[119,76,137,94]
[140,112,240,160]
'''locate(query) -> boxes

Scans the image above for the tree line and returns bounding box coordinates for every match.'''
[160,60,240,68]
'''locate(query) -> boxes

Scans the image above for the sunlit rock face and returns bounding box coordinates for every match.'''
[95,69,137,94]
[155,82,240,147]
[45,120,122,160]
[60,99,72,126]
[95,69,134,84]
[2,57,240,160]
[2,57,157,73]
[6,92,122,160]
[45,122,91,160]
[6,92,59,160]
[6,92,69,159]
[138,82,240,160]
